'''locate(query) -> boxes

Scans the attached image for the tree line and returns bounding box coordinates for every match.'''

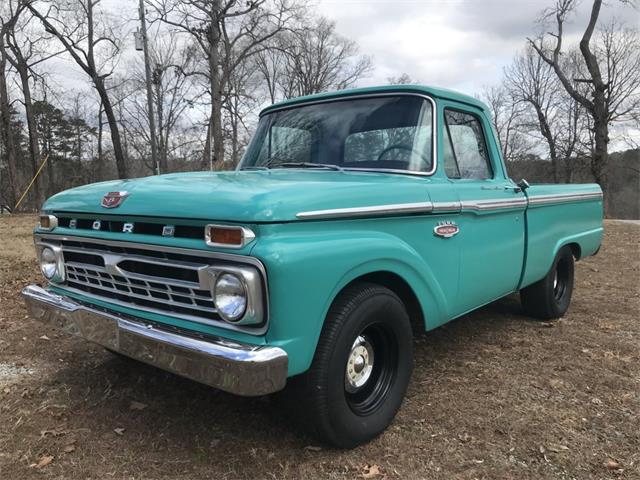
[0,0,638,214]
[0,0,372,210]
[480,0,639,214]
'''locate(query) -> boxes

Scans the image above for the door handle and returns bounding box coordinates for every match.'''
[503,184,523,193]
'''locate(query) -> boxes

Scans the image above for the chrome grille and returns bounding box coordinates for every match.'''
[65,264,217,316]
[59,241,221,323]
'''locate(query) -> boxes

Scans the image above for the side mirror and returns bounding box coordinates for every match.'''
[517,179,530,191]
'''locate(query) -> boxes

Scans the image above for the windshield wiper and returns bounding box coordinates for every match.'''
[273,162,343,171]
[239,166,269,170]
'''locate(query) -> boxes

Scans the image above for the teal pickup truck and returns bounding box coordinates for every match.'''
[23,85,603,448]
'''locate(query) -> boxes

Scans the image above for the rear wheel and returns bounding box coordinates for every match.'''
[297,282,413,448]
[520,246,575,319]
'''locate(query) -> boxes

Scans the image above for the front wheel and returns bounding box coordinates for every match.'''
[299,282,413,448]
[520,246,575,320]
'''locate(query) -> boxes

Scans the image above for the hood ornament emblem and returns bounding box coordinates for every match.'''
[101,191,129,209]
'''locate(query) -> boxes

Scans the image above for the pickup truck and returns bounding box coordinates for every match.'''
[22,85,603,448]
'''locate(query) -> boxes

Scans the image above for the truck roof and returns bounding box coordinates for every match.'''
[260,84,490,116]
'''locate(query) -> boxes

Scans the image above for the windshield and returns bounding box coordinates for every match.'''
[239,95,434,173]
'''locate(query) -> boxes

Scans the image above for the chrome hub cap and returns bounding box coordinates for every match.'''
[345,335,374,393]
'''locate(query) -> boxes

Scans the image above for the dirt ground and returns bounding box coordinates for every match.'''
[0,215,638,480]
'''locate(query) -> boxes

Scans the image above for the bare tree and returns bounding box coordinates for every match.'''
[0,0,25,207]
[480,84,532,164]
[148,0,298,167]
[276,17,371,98]
[504,45,586,181]
[528,0,640,200]
[26,0,129,178]
[387,73,417,85]
[125,36,198,173]
[4,10,64,207]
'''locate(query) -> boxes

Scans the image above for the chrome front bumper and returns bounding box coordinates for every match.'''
[21,285,288,396]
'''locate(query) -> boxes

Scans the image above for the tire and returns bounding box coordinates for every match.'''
[520,246,575,320]
[297,282,413,448]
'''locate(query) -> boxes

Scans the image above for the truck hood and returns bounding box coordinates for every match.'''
[43,170,433,223]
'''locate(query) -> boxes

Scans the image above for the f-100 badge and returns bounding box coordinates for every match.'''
[434,221,459,238]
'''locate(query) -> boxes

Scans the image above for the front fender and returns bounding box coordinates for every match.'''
[251,225,449,376]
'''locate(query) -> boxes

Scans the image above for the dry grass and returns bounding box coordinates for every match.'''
[0,215,638,479]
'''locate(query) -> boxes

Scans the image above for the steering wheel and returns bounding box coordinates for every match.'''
[376,144,430,164]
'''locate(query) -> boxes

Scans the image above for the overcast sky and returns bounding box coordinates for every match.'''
[39,0,638,149]
[316,0,637,95]
[45,0,638,99]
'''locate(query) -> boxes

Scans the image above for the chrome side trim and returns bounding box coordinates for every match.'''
[296,201,434,220]
[21,285,288,396]
[34,234,270,336]
[296,197,529,219]
[460,197,528,212]
[254,92,438,177]
[432,201,462,213]
[528,191,603,207]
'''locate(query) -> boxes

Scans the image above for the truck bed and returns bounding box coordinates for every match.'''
[521,183,603,289]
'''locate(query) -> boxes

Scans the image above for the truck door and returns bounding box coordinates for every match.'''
[440,105,527,316]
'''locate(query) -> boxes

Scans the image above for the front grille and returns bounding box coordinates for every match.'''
[38,237,266,327]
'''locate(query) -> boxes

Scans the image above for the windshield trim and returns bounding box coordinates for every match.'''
[245,93,438,177]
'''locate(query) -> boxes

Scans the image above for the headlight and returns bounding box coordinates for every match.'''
[40,247,58,279]
[38,245,65,283]
[214,273,247,322]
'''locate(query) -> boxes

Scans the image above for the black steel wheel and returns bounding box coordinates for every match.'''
[521,246,575,320]
[296,282,413,448]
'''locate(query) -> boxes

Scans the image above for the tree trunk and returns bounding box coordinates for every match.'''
[95,81,127,178]
[592,117,609,213]
[207,5,224,168]
[97,100,104,179]
[533,104,560,183]
[210,57,224,166]
[15,62,42,209]
[155,80,168,173]
[0,46,18,207]
[203,115,212,170]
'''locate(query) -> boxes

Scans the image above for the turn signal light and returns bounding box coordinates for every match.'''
[39,214,58,231]
[205,225,256,249]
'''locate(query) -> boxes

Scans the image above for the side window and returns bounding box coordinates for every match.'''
[443,109,492,180]
[257,125,312,164]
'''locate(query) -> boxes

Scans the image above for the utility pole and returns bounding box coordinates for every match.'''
[137,0,159,175]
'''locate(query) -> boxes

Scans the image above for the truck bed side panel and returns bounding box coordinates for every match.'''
[521,183,603,288]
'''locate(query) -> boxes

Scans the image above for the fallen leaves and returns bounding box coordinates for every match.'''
[604,459,621,470]
[63,439,77,453]
[113,427,125,436]
[129,400,147,411]
[359,464,383,478]
[40,426,68,438]
[546,444,569,453]
[32,455,54,469]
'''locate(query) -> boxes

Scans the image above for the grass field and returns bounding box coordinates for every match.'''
[0,215,638,479]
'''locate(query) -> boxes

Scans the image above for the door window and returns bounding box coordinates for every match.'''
[443,110,492,180]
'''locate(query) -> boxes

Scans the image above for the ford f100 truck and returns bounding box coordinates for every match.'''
[22,85,603,448]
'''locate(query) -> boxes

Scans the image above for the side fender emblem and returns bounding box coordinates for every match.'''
[434,221,459,238]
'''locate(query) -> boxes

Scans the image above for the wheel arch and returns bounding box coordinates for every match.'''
[564,242,582,260]
[323,258,448,337]
[344,271,425,335]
